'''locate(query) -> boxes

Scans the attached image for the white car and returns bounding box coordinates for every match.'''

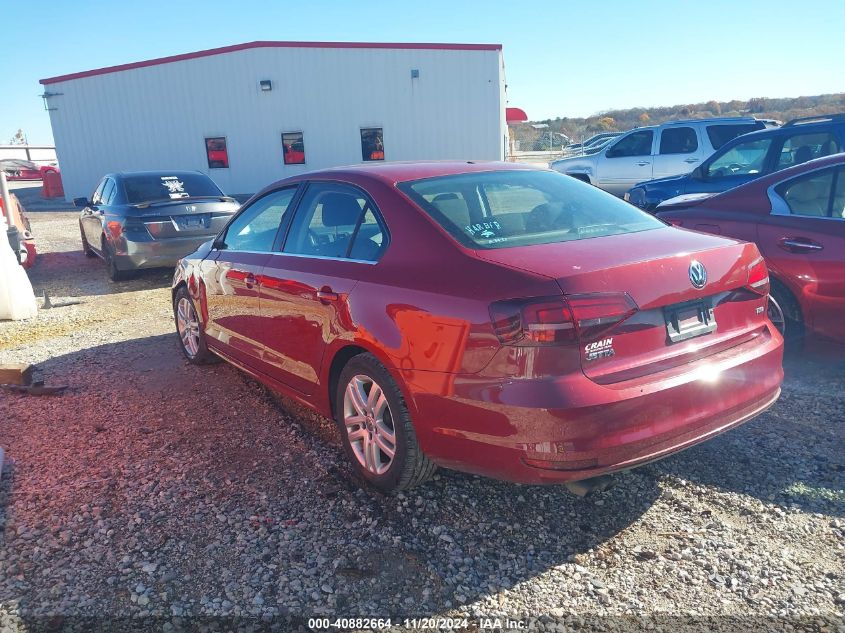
[549,117,770,196]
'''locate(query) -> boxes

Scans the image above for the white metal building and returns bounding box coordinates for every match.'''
[40,41,507,200]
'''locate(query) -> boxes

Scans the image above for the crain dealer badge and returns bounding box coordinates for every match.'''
[585,337,615,361]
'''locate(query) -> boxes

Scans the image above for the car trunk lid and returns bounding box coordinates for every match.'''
[477,227,770,383]
[127,199,238,239]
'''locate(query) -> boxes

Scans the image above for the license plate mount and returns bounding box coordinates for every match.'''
[664,299,717,344]
[179,214,208,229]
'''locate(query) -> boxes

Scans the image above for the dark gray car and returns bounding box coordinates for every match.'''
[75,171,240,280]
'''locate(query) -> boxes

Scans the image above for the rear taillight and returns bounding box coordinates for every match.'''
[489,292,638,346]
[490,296,575,346]
[106,221,123,240]
[567,292,639,341]
[746,257,770,295]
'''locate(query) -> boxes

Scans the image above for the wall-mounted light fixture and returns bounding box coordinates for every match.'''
[411,69,420,79]
[259,80,272,92]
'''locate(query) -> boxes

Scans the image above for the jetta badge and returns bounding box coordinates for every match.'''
[689,260,707,289]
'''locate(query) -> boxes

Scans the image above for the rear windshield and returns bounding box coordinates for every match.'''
[122,173,223,204]
[398,170,664,250]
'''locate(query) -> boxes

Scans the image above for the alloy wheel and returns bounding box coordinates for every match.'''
[343,375,396,475]
[176,297,201,358]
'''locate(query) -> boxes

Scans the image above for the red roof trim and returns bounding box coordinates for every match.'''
[39,40,503,85]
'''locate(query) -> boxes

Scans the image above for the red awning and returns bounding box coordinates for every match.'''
[506,107,528,125]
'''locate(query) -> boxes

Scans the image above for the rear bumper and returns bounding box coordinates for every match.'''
[113,234,216,270]
[406,325,784,484]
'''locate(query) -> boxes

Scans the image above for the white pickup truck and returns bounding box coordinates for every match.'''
[549,117,769,196]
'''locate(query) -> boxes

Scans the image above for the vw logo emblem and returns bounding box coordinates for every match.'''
[689,260,707,289]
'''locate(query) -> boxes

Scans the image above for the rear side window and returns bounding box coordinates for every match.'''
[91,179,107,205]
[775,169,835,217]
[222,188,297,252]
[706,122,765,150]
[123,173,224,204]
[660,127,698,154]
[284,183,387,261]
[775,132,840,170]
[705,138,773,178]
[606,130,653,158]
[399,170,664,250]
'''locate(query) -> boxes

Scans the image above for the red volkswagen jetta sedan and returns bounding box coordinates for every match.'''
[171,162,784,492]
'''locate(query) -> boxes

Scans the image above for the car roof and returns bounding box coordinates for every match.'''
[282,160,542,186]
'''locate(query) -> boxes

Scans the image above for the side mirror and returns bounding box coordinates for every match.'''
[211,237,226,250]
[73,197,90,208]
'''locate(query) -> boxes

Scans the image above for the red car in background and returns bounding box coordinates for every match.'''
[0,159,57,181]
[657,154,845,344]
[172,162,783,492]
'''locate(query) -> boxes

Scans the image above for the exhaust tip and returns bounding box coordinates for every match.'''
[565,474,614,498]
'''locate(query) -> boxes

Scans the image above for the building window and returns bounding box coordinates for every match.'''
[282,132,305,165]
[205,137,229,168]
[361,128,384,161]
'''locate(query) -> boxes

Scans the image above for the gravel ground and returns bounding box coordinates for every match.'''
[0,210,843,632]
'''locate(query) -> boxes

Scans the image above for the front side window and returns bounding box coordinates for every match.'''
[706,122,765,150]
[361,128,384,162]
[284,183,386,260]
[205,137,229,168]
[705,138,773,178]
[123,173,224,204]
[606,130,653,158]
[282,132,305,165]
[221,187,297,252]
[659,127,698,154]
[775,132,840,170]
[398,170,664,250]
[775,169,835,217]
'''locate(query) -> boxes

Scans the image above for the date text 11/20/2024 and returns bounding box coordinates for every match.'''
[307,617,529,630]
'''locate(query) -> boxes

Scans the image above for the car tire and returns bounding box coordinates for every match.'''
[335,353,436,493]
[769,279,804,346]
[173,286,218,364]
[80,227,97,258]
[102,236,131,282]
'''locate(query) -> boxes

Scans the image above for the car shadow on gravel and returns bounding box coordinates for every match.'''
[651,349,845,518]
[1,333,662,619]
[27,249,173,299]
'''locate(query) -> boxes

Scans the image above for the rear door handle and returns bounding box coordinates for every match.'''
[317,287,339,302]
[637,161,650,166]
[684,158,700,163]
[779,237,823,253]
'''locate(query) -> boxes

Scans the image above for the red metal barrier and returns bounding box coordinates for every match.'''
[41,169,64,198]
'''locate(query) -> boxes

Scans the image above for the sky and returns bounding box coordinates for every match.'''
[3,0,844,145]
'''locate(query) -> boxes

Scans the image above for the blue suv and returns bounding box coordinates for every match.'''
[625,114,845,211]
